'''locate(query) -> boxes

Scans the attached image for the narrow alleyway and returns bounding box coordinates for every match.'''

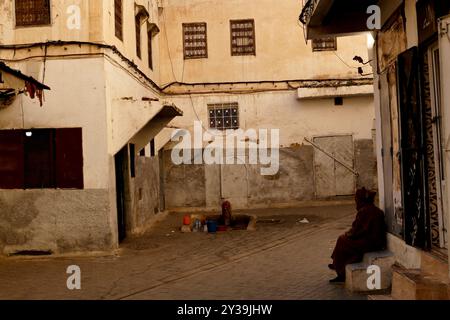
[0,204,364,300]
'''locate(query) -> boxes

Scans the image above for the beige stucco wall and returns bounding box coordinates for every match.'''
[159,0,371,84]
[0,0,103,44]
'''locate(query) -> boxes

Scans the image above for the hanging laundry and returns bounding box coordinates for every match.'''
[25,81,44,107]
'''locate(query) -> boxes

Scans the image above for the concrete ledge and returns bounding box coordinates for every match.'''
[297,85,374,100]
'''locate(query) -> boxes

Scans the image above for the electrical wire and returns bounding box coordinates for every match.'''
[162,8,178,84]
[332,52,360,69]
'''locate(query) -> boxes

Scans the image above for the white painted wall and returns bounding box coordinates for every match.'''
[0,58,109,189]
[103,57,162,156]
[167,92,375,147]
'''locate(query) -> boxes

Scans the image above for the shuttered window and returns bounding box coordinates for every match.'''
[148,28,153,70]
[0,128,84,189]
[230,19,256,56]
[15,0,51,27]
[136,15,141,59]
[114,0,123,40]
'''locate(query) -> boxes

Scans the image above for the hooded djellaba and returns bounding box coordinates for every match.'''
[328,187,387,283]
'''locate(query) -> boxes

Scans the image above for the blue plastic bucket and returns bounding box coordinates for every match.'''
[207,220,217,233]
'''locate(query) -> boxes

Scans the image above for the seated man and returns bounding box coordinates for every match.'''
[329,188,387,283]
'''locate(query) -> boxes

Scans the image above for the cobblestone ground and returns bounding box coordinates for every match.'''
[0,204,365,300]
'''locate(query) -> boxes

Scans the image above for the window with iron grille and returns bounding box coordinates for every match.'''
[312,37,337,52]
[230,19,256,56]
[114,0,123,40]
[183,23,208,59]
[208,103,239,130]
[15,0,51,27]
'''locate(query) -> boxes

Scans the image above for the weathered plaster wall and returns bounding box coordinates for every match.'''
[0,189,114,255]
[162,90,375,210]
[246,145,315,206]
[159,0,370,84]
[163,141,376,210]
[354,139,378,191]
[128,155,163,234]
[164,149,206,208]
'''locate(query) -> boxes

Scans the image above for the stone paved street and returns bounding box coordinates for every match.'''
[0,203,365,300]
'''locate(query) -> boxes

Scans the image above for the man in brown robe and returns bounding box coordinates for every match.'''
[328,188,387,283]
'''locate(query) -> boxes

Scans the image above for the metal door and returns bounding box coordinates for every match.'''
[314,135,355,197]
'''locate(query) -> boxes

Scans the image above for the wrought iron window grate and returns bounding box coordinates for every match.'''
[208,103,239,130]
[230,19,256,56]
[15,0,51,27]
[183,23,208,59]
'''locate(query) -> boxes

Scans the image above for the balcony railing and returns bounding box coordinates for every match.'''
[299,0,320,25]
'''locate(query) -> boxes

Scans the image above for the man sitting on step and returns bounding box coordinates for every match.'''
[328,187,387,283]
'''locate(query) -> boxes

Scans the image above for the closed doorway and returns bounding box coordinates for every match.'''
[313,135,355,198]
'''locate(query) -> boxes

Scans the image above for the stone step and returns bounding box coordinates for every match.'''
[345,251,395,293]
[368,294,394,300]
[421,250,449,281]
[363,250,395,266]
[391,266,450,300]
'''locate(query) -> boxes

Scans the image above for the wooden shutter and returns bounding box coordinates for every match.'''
[136,16,141,58]
[55,128,84,189]
[148,28,153,70]
[0,130,25,189]
[24,129,56,189]
[114,0,123,40]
